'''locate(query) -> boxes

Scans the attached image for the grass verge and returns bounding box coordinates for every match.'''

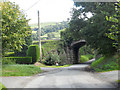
[2,64,42,76]
[91,54,120,72]
[34,62,71,68]
[0,82,7,90]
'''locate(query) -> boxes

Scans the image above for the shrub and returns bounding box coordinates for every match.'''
[3,57,32,64]
[91,55,119,72]
[86,54,94,60]
[80,55,89,63]
[59,53,67,65]
[43,52,61,65]
[27,45,40,64]
[2,58,16,64]
[91,56,105,68]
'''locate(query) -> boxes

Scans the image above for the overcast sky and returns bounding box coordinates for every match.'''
[9,0,74,24]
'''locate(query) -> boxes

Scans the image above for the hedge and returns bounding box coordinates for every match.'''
[3,57,32,64]
[27,45,40,64]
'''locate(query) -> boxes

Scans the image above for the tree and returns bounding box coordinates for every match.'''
[61,2,117,55]
[1,1,31,55]
[14,31,32,56]
[106,1,120,51]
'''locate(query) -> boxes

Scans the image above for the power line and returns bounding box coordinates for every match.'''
[24,0,40,12]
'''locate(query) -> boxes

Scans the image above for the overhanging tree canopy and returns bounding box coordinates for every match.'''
[61,2,118,55]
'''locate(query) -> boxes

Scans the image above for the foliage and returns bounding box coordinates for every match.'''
[91,55,120,72]
[80,55,89,63]
[33,40,60,58]
[43,52,60,65]
[60,28,73,47]
[79,45,95,55]
[3,57,32,64]
[2,64,42,76]
[32,22,68,40]
[86,54,94,60]
[0,82,7,90]
[79,54,94,63]
[61,2,117,56]
[33,40,67,65]
[37,21,68,36]
[1,1,31,55]
[14,33,32,56]
[27,45,40,64]
[2,58,16,64]
[59,53,67,65]
[106,1,120,50]
[4,52,15,57]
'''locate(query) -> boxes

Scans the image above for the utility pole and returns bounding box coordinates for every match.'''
[38,10,42,62]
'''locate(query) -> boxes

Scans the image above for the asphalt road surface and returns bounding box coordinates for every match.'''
[1,64,118,88]
[23,64,116,88]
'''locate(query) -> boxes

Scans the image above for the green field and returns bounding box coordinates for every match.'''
[33,28,65,40]
[30,22,59,28]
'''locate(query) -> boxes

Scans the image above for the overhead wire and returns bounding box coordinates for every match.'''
[24,0,40,12]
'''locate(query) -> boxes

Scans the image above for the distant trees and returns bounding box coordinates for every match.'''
[31,22,68,41]
[39,22,68,35]
[47,33,55,40]
[1,1,32,55]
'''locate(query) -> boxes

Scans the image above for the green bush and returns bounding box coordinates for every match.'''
[86,54,94,60]
[3,57,32,64]
[2,58,16,64]
[43,52,61,65]
[80,55,89,63]
[27,45,40,64]
[91,56,105,68]
[59,53,67,65]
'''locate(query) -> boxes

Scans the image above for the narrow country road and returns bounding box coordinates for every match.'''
[1,63,118,88]
[23,64,116,88]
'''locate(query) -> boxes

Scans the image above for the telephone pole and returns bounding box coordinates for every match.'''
[38,10,42,62]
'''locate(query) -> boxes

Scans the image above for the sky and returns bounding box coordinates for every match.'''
[9,0,74,24]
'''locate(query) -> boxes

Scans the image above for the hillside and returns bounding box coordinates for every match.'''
[30,21,68,40]
[30,22,59,28]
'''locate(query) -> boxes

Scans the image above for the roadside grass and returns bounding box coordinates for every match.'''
[2,64,42,76]
[0,82,7,90]
[91,54,119,72]
[34,62,71,68]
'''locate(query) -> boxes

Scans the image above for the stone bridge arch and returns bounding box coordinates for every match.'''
[62,40,86,64]
[70,40,86,64]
